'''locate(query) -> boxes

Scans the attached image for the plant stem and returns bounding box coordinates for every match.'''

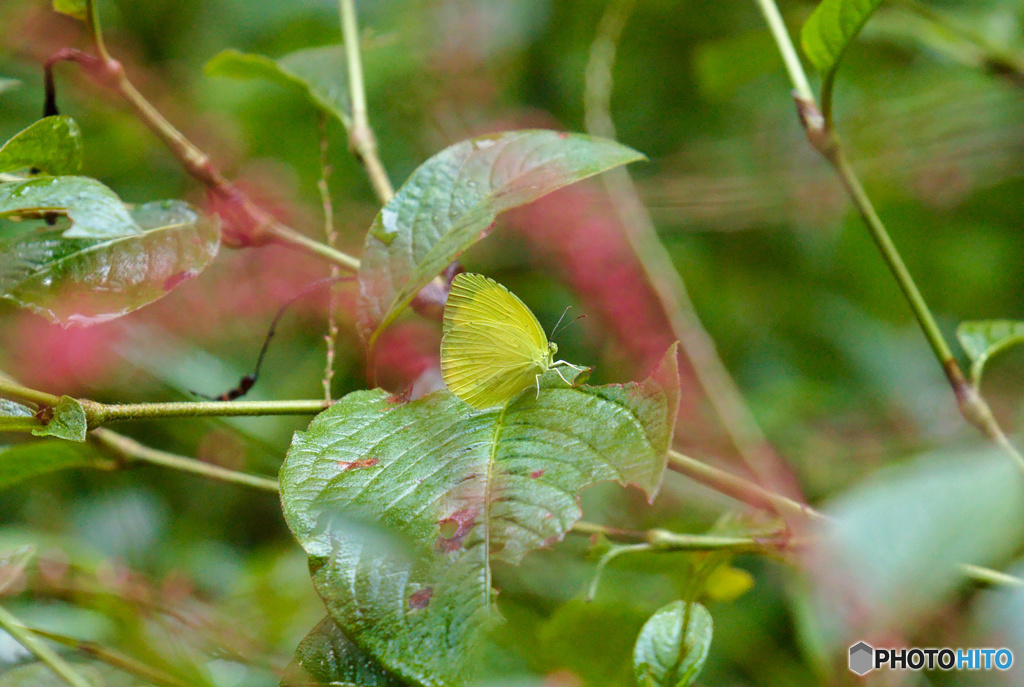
[46,41,360,271]
[0,603,93,687]
[27,627,192,687]
[82,398,329,425]
[318,114,340,403]
[571,521,781,553]
[961,563,1024,588]
[339,0,394,204]
[584,0,806,520]
[753,0,1024,471]
[91,428,279,493]
[85,0,111,63]
[667,449,824,522]
[0,378,61,407]
[751,0,814,103]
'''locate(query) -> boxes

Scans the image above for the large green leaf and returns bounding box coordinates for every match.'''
[357,130,645,346]
[0,440,105,491]
[808,446,1024,649]
[30,396,87,442]
[205,47,351,129]
[801,0,886,76]
[633,601,713,687]
[281,616,405,687]
[0,176,141,239]
[956,320,1024,386]
[0,117,82,176]
[0,200,219,326]
[281,346,679,686]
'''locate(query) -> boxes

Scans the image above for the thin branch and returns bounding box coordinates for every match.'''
[44,47,360,273]
[91,428,280,493]
[339,0,394,204]
[667,449,824,522]
[0,378,61,408]
[584,0,806,516]
[0,603,93,687]
[318,114,340,403]
[81,398,330,425]
[961,563,1024,588]
[27,627,193,687]
[754,0,1024,471]
[570,520,785,553]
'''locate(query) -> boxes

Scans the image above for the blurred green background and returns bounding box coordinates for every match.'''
[2,0,1024,684]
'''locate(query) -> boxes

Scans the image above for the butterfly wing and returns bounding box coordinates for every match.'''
[443,273,548,354]
[441,320,546,410]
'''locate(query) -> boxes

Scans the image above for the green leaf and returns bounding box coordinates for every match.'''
[281,616,405,687]
[0,439,103,491]
[0,176,141,239]
[0,117,83,176]
[808,446,1024,649]
[0,200,220,326]
[633,601,713,687]
[30,396,87,442]
[956,320,1024,386]
[280,346,679,686]
[801,0,885,76]
[205,47,351,129]
[52,0,87,21]
[0,78,21,95]
[357,130,646,346]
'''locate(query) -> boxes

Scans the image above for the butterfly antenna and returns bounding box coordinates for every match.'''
[193,276,349,401]
[549,306,572,339]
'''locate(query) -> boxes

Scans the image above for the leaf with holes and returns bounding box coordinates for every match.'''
[280,345,679,686]
[0,116,82,176]
[957,320,1024,386]
[282,616,405,687]
[357,130,645,347]
[633,601,713,687]
[0,200,219,326]
[0,176,141,239]
[205,47,351,129]
[802,0,885,76]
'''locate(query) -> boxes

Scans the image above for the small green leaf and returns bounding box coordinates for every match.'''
[282,616,405,686]
[0,117,83,176]
[957,320,1024,386]
[281,346,679,686]
[0,200,220,326]
[0,439,104,490]
[0,176,141,239]
[357,130,646,346]
[808,447,1024,649]
[52,0,87,20]
[30,396,87,442]
[205,47,351,129]
[633,601,713,687]
[801,0,885,75]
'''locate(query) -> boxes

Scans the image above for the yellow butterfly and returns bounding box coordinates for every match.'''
[440,273,583,410]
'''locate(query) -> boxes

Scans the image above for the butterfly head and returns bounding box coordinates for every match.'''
[547,341,558,365]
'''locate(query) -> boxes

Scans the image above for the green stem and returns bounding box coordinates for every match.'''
[0,603,93,687]
[339,0,394,204]
[27,628,192,687]
[961,563,1024,588]
[0,379,61,407]
[750,0,814,102]
[91,428,279,493]
[85,0,111,63]
[668,449,824,522]
[83,398,329,425]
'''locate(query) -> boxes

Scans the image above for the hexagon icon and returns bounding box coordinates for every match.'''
[849,641,874,676]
